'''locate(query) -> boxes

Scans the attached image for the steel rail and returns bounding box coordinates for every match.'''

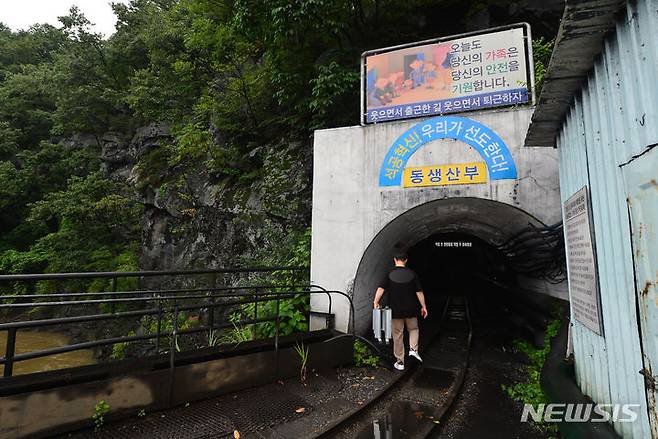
[314,296,473,439]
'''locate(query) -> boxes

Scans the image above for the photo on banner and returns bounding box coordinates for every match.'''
[361,24,534,124]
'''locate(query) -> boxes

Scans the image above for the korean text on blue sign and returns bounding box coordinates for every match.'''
[379,116,517,187]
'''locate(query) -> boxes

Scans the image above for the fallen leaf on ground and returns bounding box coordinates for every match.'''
[234,430,240,438]
[295,407,306,413]
[352,384,360,388]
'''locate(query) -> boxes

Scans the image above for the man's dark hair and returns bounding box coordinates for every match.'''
[393,252,408,261]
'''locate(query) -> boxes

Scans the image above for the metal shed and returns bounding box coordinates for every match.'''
[526,1,658,437]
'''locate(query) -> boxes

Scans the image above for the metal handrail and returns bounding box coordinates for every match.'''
[0,286,352,379]
[0,290,305,309]
[0,266,308,282]
[0,284,324,301]
[0,294,296,330]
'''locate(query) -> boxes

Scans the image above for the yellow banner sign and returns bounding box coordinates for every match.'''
[403,162,487,187]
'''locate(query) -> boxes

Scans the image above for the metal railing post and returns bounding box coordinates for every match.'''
[167,301,178,408]
[208,296,215,331]
[275,296,280,379]
[155,297,162,353]
[110,277,117,314]
[3,328,17,377]
[253,288,258,339]
[209,272,217,329]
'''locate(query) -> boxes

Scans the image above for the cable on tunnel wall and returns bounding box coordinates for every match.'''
[497,221,566,284]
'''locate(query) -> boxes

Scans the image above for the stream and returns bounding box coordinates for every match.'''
[0,330,96,376]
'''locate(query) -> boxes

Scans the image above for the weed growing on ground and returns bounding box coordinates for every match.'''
[294,341,310,384]
[92,400,110,432]
[219,316,253,347]
[502,318,561,437]
[353,339,379,367]
[207,329,220,347]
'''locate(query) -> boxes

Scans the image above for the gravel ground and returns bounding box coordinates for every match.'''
[431,314,550,439]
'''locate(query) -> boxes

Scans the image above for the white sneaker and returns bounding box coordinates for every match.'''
[409,349,422,362]
[393,361,405,371]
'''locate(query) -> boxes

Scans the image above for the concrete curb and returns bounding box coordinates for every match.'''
[541,318,620,439]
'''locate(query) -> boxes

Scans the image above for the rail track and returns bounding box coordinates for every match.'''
[316,295,472,438]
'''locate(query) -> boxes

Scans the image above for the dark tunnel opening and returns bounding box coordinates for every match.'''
[351,198,566,337]
[406,232,515,298]
[403,231,560,348]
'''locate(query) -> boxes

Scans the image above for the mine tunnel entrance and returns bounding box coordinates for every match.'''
[352,197,564,336]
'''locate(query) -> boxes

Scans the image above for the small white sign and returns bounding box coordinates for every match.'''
[435,241,473,248]
[564,186,603,335]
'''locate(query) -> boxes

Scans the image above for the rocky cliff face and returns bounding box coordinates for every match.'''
[98,124,311,271]
[89,2,564,273]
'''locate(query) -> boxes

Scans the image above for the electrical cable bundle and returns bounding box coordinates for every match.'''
[497,221,566,284]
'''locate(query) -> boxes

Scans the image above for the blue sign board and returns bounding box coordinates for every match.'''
[367,89,528,123]
[378,116,517,187]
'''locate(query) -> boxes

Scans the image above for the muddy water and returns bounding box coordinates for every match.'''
[0,330,96,376]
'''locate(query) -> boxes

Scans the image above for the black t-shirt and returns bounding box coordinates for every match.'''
[378,267,423,318]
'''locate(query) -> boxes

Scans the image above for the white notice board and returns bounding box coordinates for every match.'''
[564,186,603,335]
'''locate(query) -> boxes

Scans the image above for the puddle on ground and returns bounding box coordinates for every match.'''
[356,401,437,438]
[0,330,96,376]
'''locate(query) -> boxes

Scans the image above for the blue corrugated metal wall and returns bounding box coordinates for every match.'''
[557,1,657,437]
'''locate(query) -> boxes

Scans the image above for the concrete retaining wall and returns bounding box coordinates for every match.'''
[0,332,352,438]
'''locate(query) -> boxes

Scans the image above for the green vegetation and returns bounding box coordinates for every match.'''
[110,330,136,360]
[219,318,253,347]
[294,341,310,384]
[532,37,555,97]
[0,15,142,283]
[241,228,312,338]
[503,318,561,436]
[0,3,559,335]
[353,339,379,367]
[92,400,110,431]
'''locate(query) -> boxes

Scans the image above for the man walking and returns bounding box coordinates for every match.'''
[373,252,428,371]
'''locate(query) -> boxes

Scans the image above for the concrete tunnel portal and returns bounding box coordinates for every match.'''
[351,197,550,335]
[310,107,566,334]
